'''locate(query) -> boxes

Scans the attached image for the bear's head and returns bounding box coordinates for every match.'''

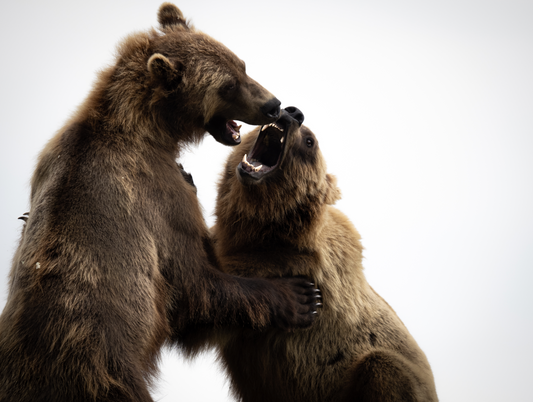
[146,3,281,146]
[214,107,341,247]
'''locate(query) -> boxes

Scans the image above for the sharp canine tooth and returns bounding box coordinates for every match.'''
[280,137,284,143]
[242,154,257,170]
[232,132,240,140]
[261,125,268,131]
[269,123,283,132]
[253,165,263,172]
[237,125,242,132]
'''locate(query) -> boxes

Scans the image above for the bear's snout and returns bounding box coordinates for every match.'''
[283,106,305,126]
[260,98,282,119]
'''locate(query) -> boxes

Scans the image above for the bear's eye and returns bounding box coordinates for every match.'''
[220,81,238,99]
[305,137,315,148]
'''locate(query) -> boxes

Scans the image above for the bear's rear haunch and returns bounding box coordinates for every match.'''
[0,4,319,402]
[212,108,439,401]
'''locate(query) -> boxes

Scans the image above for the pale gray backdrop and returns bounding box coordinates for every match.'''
[1,1,532,401]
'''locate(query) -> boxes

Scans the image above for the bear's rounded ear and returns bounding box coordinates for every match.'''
[157,3,188,30]
[325,174,342,205]
[148,53,182,86]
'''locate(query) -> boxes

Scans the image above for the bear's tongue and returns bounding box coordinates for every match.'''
[226,120,241,142]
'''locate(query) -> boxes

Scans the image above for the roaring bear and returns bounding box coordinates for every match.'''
[0,5,318,402]
[211,107,439,402]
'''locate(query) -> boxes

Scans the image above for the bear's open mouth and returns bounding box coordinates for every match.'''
[205,117,242,146]
[226,120,242,142]
[238,121,287,179]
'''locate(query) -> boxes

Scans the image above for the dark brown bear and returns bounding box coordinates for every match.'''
[211,107,439,402]
[0,5,318,402]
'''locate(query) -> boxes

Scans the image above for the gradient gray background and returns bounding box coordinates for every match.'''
[1,0,532,401]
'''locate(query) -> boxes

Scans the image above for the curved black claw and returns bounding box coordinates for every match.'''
[177,163,196,193]
[18,212,29,222]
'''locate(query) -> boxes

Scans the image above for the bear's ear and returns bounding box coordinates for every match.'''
[157,3,189,30]
[148,54,182,87]
[325,174,342,205]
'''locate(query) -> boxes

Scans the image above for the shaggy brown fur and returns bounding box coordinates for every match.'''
[211,108,439,402]
[0,5,318,402]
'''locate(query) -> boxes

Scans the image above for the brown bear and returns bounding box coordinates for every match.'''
[0,5,319,402]
[211,107,439,402]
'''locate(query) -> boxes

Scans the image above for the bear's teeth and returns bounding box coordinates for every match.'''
[242,154,262,172]
[271,123,283,132]
[280,137,284,143]
[232,132,240,141]
[262,123,283,132]
[242,154,252,167]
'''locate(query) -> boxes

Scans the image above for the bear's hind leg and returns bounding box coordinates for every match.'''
[342,350,421,402]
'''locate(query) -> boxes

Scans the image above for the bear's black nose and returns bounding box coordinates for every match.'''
[261,98,281,119]
[284,106,304,126]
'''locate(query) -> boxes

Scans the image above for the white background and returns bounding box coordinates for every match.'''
[1,1,532,401]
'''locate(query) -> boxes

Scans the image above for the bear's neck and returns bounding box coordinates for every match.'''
[215,194,327,255]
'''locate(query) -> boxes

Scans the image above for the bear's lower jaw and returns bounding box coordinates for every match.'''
[205,117,242,146]
[240,153,272,174]
[236,164,267,185]
[237,153,279,184]
[227,120,242,142]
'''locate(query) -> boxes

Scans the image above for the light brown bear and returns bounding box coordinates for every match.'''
[0,5,318,402]
[212,107,439,402]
